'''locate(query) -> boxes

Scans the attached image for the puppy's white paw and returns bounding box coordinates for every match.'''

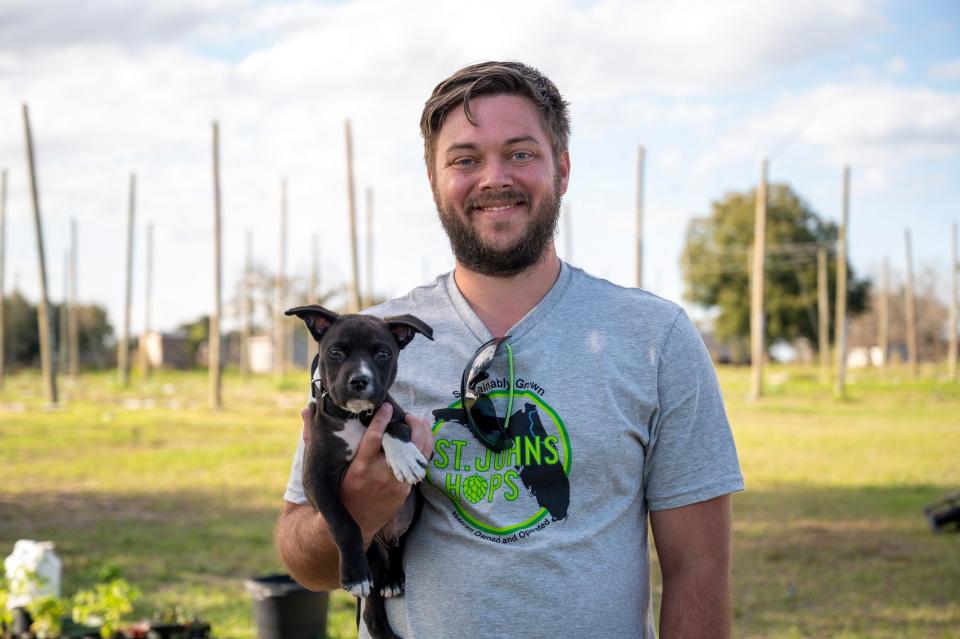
[381,583,404,598]
[382,434,427,484]
[345,578,371,598]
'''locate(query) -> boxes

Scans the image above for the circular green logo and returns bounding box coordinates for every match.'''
[428,390,571,536]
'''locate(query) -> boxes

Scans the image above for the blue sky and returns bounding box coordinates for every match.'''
[0,0,958,335]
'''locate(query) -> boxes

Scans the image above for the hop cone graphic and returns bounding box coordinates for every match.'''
[463,474,488,504]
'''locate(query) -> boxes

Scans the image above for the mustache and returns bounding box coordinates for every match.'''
[464,190,531,211]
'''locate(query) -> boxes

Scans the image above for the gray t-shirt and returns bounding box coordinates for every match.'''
[284,262,744,638]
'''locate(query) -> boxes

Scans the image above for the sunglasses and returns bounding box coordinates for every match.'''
[461,336,515,452]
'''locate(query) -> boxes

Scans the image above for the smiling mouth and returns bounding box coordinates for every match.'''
[478,202,521,212]
[471,198,529,214]
[466,191,531,214]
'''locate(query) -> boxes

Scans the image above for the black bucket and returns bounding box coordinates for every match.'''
[245,574,329,639]
[12,608,32,635]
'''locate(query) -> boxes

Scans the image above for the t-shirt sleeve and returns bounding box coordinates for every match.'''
[643,309,744,511]
[283,436,309,505]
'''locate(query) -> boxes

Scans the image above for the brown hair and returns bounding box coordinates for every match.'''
[420,61,570,169]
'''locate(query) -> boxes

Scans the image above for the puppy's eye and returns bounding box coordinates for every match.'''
[328,348,345,362]
[374,349,391,363]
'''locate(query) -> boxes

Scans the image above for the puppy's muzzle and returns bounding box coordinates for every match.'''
[349,373,371,392]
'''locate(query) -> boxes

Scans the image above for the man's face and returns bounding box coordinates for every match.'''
[429,94,570,277]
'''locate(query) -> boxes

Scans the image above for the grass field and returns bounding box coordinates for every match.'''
[1,365,958,638]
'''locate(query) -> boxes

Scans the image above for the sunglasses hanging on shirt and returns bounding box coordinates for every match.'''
[460,336,515,452]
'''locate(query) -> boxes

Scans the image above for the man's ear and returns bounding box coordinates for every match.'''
[385,314,434,349]
[285,305,339,342]
[557,150,571,196]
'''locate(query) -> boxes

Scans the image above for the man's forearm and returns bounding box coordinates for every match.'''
[275,502,343,591]
[658,565,731,639]
[275,494,406,591]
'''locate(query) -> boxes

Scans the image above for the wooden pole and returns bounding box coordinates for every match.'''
[817,247,829,383]
[241,229,252,379]
[274,179,287,377]
[904,229,918,379]
[69,218,78,381]
[879,257,889,370]
[749,158,768,401]
[209,122,222,408]
[948,222,958,382]
[834,166,850,398]
[139,222,153,379]
[0,168,6,389]
[345,120,361,313]
[118,173,135,387]
[59,248,68,373]
[365,187,374,307]
[22,104,58,405]
[635,145,645,289]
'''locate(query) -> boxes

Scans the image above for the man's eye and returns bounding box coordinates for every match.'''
[513,151,531,160]
[328,348,345,362]
[374,350,391,363]
[453,157,475,167]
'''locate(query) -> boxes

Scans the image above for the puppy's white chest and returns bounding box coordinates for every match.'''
[333,418,366,460]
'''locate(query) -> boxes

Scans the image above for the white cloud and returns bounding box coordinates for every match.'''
[0,0,244,50]
[659,148,685,170]
[0,0,922,332]
[885,57,908,75]
[929,58,960,80]
[619,99,718,126]
[694,82,960,173]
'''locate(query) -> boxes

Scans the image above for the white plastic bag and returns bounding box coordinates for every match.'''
[3,540,62,608]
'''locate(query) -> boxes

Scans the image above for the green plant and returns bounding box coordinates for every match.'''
[72,578,140,639]
[0,575,13,628]
[26,595,68,639]
[0,568,68,639]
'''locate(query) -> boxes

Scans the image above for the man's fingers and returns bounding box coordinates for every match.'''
[301,406,312,442]
[355,402,393,459]
[405,414,434,460]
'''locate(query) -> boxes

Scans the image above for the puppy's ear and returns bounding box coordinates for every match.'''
[285,305,339,342]
[385,314,434,349]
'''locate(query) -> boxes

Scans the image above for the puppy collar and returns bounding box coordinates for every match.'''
[312,378,376,425]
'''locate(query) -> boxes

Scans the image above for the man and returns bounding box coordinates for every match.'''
[276,61,744,638]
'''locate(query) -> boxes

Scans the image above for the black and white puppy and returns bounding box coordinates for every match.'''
[285,304,432,639]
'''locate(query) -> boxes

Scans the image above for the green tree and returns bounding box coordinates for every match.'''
[176,314,210,365]
[681,183,869,356]
[73,304,115,367]
[3,291,40,365]
[1,292,114,368]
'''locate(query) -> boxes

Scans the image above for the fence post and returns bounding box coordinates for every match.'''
[23,104,58,405]
[209,122,223,408]
[749,159,768,401]
[834,167,850,398]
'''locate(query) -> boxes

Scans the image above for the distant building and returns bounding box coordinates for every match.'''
[140,331,191,369]
[246,328,311,374]
[248,334,273,374]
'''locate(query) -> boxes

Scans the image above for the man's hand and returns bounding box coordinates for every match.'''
[278,403,434,591]
[300,402,433,544]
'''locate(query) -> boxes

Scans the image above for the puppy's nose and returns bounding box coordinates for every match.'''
[348,374,370,392]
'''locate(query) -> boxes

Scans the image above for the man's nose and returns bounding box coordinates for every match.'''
[478,157,513,190]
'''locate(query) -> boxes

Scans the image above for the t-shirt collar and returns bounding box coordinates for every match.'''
[442,260,573,345]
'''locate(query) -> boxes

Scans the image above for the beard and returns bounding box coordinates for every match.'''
[434,174,563,277]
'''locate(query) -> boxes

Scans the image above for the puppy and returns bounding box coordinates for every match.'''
[285,304,432,639]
